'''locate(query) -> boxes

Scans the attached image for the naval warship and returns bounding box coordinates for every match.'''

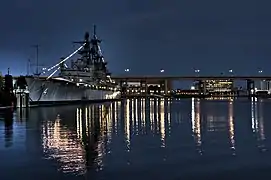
[15,26,120,105]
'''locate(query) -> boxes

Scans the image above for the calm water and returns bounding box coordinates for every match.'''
[1,98,271,179]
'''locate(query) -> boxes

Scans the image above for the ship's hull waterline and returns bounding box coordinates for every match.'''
[24,77,119,105]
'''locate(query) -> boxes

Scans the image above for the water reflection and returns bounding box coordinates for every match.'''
[251,97,266,151]
[1,98,271,178]
[124,99,130,151]
[123,98,170,149]
[16,108,29,122]
[0,108,30,151]
[191,98,237,155]
[191,98,202,154]
[159,100,166,147]
[34,98,269,170]
[40,103,113,175]
[1,109,14,148]
[228,99,235,154]
[42,114,86,174]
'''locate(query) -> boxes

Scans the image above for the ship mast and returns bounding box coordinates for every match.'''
[31,44,41,76]
[70,25,110,81]
[89,26,108,73]
[27,59,30,75]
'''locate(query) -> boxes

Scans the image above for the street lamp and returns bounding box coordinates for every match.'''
[125,68,130,72]
[258,70,264,90]
[228,69,233,77]
[194,69,200,73]
[194,69,200,76]
[160,69,164,73]
[258,70,263,86]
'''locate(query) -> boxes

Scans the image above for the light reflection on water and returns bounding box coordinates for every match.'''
[40,104,112,175]
[41,116,87,175]
[0,98,271,179]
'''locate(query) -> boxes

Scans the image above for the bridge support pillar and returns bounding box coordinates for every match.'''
[197,80,207,95]
[140,80,143,95]
[120,80,123,95]
[203,80,207,95]
[247,80,255,96]
[260,80,264,90]
[164,80,168,95]
[145,81,148,96]
[267,80,271,93]
[15,89,29,108]
[164,79,172,96]
[259,80,270,91]
[120,80,128,97]
[140,80,147,96]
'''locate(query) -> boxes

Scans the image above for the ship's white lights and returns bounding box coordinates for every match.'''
[105,91,120,99]
[47,67,60,79]
[43,88,48,94]
[47,43,86,72]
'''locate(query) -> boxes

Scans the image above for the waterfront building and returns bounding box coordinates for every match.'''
[196,79,234,95]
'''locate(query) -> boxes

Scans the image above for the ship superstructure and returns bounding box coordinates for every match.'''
[58,25,112,86]
[15,26,120,105]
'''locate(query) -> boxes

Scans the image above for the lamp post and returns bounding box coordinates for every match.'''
[258,70,264,90]
[228,69,233,77]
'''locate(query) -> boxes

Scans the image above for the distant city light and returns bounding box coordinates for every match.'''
[125,68,130,72]
[229,69,233,73]
[258,70,263,73]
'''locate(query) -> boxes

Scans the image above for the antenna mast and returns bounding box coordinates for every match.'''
[93,25,96,36]
[31,44,40,76]
[27,59,30,75]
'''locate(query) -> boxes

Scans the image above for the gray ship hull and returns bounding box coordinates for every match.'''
[25,77,117,103]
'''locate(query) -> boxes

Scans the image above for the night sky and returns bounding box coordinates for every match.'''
[1,0,271,76]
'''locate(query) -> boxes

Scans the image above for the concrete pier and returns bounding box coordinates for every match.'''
[14,89,30,108]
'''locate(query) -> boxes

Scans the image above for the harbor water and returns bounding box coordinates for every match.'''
[1,98,271,179]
